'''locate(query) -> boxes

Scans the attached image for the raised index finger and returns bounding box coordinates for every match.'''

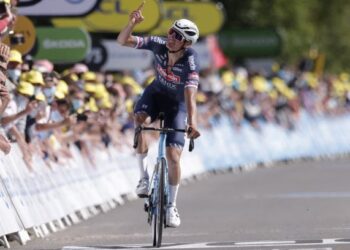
[136,0,145,11]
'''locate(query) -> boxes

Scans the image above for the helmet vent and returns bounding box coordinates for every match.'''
[185,31,196,36]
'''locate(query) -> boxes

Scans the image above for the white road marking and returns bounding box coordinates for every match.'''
[289,248,332,250]
[234,240,296,245]
[269,192,350,199]
[62,238,350,249]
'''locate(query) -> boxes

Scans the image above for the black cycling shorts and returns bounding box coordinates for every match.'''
[134,84,187,148]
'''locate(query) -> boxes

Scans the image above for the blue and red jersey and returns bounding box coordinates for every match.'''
[134,36,200,103]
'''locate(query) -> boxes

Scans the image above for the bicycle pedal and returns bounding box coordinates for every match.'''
[137,193,149,198]
[144,203,149,212]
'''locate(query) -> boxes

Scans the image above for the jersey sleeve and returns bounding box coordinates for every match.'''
[134,36,165,51]
[185,52,200,89]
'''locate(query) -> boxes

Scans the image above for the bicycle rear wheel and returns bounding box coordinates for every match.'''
[152,158,166,247]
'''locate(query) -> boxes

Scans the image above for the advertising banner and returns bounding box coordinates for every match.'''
[51,0,160,33]
[100,40,153,71]
[150,1,225,36]
[35,27,91,63]
[219,29,281,57]
[192,40,211,70]
[18,0,100,17]
[84,39,210,71]
[83,40,108,71]
[3,16,36,55]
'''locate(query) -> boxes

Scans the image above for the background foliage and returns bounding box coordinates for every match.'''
[214,0,350,72]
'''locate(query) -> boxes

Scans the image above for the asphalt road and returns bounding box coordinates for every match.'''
[8,156,350,250]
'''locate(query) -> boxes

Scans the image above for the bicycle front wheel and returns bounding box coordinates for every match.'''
[152,158,166,247]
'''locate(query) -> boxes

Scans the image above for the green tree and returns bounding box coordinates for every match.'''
[215,0,350,72]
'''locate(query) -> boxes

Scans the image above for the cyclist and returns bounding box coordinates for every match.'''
[117,2,201,228]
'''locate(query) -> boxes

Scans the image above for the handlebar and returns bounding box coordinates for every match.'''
[133,126,195,152]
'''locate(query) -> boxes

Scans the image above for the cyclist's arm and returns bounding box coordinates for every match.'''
[116,2,144,48]
[184,53,200,138]
[116,23,138,48]
[185,87,198,128]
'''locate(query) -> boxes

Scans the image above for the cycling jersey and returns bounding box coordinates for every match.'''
[134,36,200,103]
[134,36,200,147]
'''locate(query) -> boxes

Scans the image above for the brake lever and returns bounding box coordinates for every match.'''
[189,138,194,152]
[133,126,142,149]
[187,127,195,152]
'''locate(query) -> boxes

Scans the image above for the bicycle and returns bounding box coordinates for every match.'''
[133,113,194,247]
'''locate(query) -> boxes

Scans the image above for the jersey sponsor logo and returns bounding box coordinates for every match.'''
[172,67,183,72]
[155,54,162,62]
[151,36,166,45]
[188,72,199,80]
[156,64,181,83]
[159,77,176,90]
[188,55,196,71]
[136,36,148,48]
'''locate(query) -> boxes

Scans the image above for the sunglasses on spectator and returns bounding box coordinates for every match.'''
[168,28,185,42]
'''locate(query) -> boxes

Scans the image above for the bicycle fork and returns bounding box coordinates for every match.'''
[145,161,160,224]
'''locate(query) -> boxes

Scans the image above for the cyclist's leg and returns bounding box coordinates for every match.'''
[134,85,158,195]
[164,107,186,227]
[165,145,183,227]
[164,105,186,206]
[134,112,151,154]
[166,146,183,204]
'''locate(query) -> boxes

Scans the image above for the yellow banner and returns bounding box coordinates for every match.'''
[4,16,36,55]
[151,1,225,36]
[51,0,161,33]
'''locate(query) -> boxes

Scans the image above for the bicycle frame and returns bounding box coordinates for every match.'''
[147,127,169,247]
[157,131,169,209]
[133,114,195,247]
[148,128,169,222]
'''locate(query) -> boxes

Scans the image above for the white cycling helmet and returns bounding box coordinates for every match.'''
[171,19,199,45]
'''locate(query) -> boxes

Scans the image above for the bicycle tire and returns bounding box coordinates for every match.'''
[158,158,166,247]
[154,158,166,247]
[152,206,157,246]
[151,164,158,246]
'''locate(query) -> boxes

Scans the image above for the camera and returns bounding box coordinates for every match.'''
[29,95,36,101]
[10,33,25,45]
[77,113,88,122]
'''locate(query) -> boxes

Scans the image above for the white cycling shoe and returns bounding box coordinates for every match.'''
[166,205,181,228]
[136,177,149,198]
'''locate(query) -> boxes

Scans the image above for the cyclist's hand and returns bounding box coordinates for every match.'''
[129,1,145,25]
[187,124,200,139]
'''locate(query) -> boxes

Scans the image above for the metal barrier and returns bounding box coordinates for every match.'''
[0,144,139,247]
[196,111,350,170]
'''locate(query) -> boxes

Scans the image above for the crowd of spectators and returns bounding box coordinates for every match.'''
[197,63,350,131]
[1,0,350,172]
[1,49,350,171]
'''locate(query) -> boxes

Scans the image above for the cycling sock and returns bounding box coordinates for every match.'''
[137,153,149,179]
[169,184,179,206]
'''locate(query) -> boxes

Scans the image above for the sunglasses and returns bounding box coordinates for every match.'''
[168,28,185,42]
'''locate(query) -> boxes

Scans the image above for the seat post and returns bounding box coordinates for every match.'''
[159,112,165,129]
